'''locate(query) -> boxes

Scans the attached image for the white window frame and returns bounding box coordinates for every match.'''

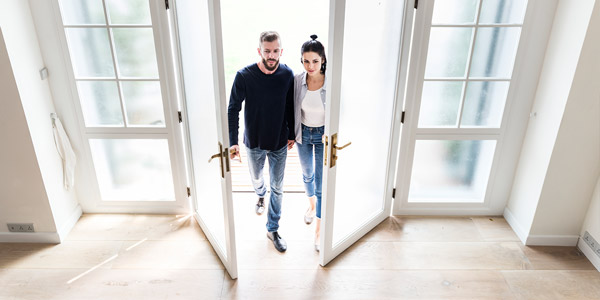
[50,0,189,213]
[393,0,557,215]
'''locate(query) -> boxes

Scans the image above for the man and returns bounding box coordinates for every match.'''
[228,31,295,252]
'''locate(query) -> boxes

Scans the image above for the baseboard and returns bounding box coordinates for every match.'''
[503,207,528,244]
[0,231,60,243]
[578,238,600,271]
[57,204,82,242]
[525,234,579,246]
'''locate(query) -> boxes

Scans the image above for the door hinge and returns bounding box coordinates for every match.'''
[165,0,170,10]
[178,111,182,123]
[401,111,406,124]
[392,188,396,198]
[414,0,419,9]
[186,187,191,197]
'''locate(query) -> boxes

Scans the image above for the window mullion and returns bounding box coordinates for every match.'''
[101,0,128,129]
[457,0,484,129]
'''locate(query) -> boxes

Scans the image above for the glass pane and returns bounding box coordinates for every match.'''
[418,81,463,127]
[176,0,226,254]
[89,139,176,201]
[332,0,404,245]
[469,27,521,78]
[408,140,496,203]
[121,81,165,126]
[432,0,478,24]
[112,28,159,78]
[59,0,105,25]
[479,0,528,24]
[65,28,115,78]
[425,28,473,78]
[461,81,509,127]
[77,81,123,126]
[106,0,152,25]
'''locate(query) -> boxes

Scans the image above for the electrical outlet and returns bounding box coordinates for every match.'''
[583,231,600,260]
[7,223,35,233]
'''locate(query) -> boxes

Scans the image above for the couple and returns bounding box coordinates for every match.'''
[228,31,326,253]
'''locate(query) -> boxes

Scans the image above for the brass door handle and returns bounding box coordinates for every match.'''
[208,153,221,163]
[334,142,352,150]
[330,133,351,168]
[208,143,226,178]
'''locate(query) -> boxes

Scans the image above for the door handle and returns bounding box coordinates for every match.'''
[334,141,352,150]
[330,133,351,168]
[208,142,225,178]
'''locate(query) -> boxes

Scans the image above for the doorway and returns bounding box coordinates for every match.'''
[220,0,329,193]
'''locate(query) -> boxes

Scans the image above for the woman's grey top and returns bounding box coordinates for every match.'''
[293,72,327,144]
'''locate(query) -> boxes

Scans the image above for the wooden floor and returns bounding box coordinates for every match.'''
[1,193,599,299]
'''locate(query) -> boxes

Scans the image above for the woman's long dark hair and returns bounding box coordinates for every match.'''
[300,34,326,74]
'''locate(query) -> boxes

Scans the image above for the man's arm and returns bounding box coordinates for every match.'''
[228,72,245,157]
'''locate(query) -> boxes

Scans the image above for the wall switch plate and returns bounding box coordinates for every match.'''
[7,223,35,233]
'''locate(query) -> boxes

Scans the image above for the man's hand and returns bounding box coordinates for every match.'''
[287,140,295,150]
[230,145,240,160]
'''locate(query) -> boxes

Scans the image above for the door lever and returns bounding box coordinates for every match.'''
[208,142,225,178]
[330,133,351,168]
[334,141,352,150]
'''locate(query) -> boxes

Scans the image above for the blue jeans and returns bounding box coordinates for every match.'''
[297,125,324,218]
[246,145,287,232]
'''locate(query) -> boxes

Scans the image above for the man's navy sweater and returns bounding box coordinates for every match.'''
[228,63,295,151]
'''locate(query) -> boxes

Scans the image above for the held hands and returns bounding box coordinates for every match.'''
[287,140,295,150]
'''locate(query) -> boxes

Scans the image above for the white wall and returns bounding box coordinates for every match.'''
[505,0,599,245]
[0,28,56,235]
[530,0,600,238]
[0,0,81,242]
[27,0,94,213]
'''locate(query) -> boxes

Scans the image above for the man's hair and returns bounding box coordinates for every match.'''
[259,31,281,47]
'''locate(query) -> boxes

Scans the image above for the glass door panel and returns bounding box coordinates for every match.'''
[89,138,176,201]
[397,0,528,207]
[57,0,184,208]
[321,0,406,265]
[174,0,238,279]
[408,139,496,202]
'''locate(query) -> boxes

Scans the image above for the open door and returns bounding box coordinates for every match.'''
[320,0,409,265]
[172,0,237,279]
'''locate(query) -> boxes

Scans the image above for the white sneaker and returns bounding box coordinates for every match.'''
[304,207,315,224]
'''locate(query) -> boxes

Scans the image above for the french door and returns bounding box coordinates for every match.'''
[56,0,188,212]
[395,0,530,214]
[319,0,408,266]
[171,0,238,279]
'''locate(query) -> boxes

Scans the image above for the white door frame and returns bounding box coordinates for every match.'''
[392,0,557,216]
[49,0,189,213]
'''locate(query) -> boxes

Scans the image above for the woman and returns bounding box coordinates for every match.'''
[294,34,327,251]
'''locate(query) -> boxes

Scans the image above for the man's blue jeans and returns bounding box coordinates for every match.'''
[246,145,287,232]
[297,125,324,218]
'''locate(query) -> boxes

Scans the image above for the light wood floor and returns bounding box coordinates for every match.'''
[1,193,599,299]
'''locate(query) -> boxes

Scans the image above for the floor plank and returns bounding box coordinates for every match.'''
[1,203,598,299]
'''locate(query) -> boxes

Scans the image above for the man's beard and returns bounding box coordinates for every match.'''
[262,58,279,71]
